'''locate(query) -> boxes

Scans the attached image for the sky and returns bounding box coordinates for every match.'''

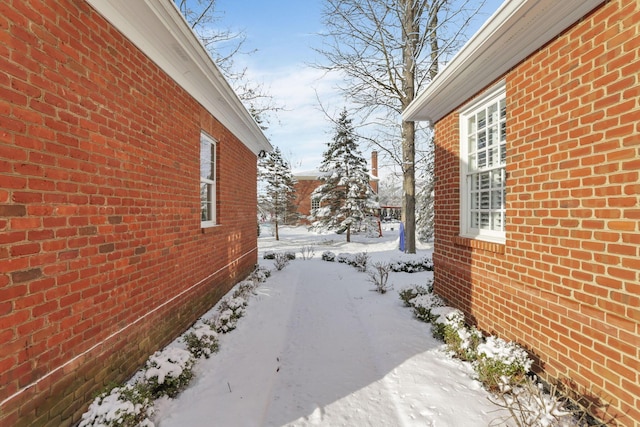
[213,0,505,175]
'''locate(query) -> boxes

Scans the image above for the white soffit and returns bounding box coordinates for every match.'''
[403,0,605,125]
[86,0,272,154]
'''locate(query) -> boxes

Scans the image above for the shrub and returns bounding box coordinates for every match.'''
[336,253,352,264]
[489,375,578,427]
[389,256,434,273]
[273,252,290,270]
[300,245,315,260]
[398,282,432,307]
[183,322,219,359]
[353,252,370,272]
[214,296,247,333]
[144,347,195,398]
[409,292,445,322]
[368,262,391,294]
[233,280,258,299]
[475,336,533,392]
[321,251,336,262]
[263,251,276,260]
[431,308,482,361]
[79,384,153,427]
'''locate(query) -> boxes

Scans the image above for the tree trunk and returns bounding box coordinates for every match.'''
[346,223,351,243]
[401,0,418,253]
[275,218,279,241]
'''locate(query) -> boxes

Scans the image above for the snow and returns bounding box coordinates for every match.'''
[151,224,509,426]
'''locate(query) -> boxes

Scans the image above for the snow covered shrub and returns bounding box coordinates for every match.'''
[489,375,577,427]
[389,256,434,273]
[214,296,247,333]
[263,251,276,260]
[336,253,353,264]
[79,383,154,427]
[273,252,290,270]
[431,307,482,361]
[300,245,316,260]
[409,292,445,322]
[144,347,195,398]
[233,280,258,299]
[250,266,270,282]
[183,322,219,359]
[475,336,533,391]
[321,251,336,262]
[398,282,432,307]
[368,262,391,294]
[284,251,296,260]
[353,252,370,272]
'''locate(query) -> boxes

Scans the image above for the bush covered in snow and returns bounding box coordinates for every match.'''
[474,336,533,391]
[334,252,369,272]
[263,251,295,260]
[300,245,316,259]
[409,292,445,322]
[214,296,247,333]
[489,375,579,427]
[431,307,482,361]
[183,321,219,359]
[79,384,154,427]
[389,256,434,273]
[144,347,195,398]
[398,282,432,307]
[321,251,336,261]
[368,262,391,294]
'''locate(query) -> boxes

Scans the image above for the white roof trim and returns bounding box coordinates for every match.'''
[86,0,272,155]
[403,0,605,125]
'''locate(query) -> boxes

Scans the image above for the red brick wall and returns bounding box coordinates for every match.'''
[433,0,639,424]
[294,178,321,224]
[0,1,259,425]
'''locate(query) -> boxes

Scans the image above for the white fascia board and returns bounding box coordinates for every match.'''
[403,0,605,125]
[86,0,272,155]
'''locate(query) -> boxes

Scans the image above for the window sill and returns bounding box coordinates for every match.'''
[454,235,505,254]
[201,224,220,234]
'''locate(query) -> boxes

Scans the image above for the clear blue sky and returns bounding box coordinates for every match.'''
[215,0,505,174]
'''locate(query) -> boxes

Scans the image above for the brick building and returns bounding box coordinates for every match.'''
[294,151,380,224]
[0,1,271,425]
[404,0,639,424]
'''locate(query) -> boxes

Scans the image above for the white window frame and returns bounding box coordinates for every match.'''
[200,132,217,227]
[459,82,506,244]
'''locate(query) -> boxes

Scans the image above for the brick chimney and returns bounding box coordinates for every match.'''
[370,151,378,193]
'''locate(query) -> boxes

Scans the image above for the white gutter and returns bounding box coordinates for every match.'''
[403,0,605,125]
[86,0,272,155]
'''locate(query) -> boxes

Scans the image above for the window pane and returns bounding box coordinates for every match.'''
[488,103,498,125]
[500,99,506,120]
[480,212,490,229]
[200,182,211,221]
[478,130,486,150]
[491,190,502,209]
[477,110,486,130]
[478,150,487,168]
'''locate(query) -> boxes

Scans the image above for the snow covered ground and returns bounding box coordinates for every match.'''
[153,224,507,426]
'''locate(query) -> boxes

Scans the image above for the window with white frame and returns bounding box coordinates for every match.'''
[200,132,216,226]
[460,84,506,243]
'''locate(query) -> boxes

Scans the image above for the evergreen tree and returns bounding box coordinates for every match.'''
[258,147,297,240]
[417,139,435,242]
[310,109,378,242]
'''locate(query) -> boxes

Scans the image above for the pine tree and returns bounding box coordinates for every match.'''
[258,147,297,240]
[310,109,378,242]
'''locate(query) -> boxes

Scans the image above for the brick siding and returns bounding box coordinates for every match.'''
[433,0,639,424]
[0,1,259,425]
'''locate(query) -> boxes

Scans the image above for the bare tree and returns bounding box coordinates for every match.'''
[175,0,283,128]
[315,0,485,252]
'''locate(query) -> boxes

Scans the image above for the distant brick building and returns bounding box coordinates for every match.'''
[405,0,639,424]
[0,1,270,425]
[294,151,380,224]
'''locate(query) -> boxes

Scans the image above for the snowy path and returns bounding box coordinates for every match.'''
[155,257,502,427]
